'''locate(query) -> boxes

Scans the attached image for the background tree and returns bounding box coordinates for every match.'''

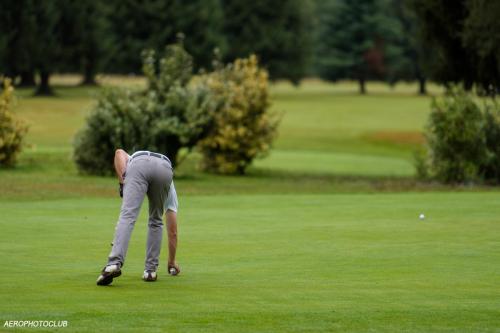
[413,0,476,90]
[32,0,61,95]
[462,0,500,92]
[69,0,112,85]
[1,0,111,93]
[222,0,314,84]
[388,0,428,94]
[104,0,175,74]
[315,0,402,94]
[104,0,225,74]
[174,0,227,71]
[0,0,38,87]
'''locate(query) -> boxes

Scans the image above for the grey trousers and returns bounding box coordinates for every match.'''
[107,155,173,271]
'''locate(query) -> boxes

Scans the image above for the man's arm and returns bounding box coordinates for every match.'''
[114,149,129,183]
[166,210,180,275]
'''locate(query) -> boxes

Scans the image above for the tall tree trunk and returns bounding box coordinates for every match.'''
[80,61,97,86]
[359,77,366,94]
[418,77,427,95]
[19,71,36,87]
[35,71,54,96]
[463,80,473,91]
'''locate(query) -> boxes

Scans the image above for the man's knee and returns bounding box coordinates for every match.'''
[119,207,139,224]
[148,217,163,228]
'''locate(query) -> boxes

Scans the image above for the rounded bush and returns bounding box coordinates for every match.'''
[197,55,280,174]
[73,43,215,175]
[0,78,28,167]
[419,87,500,184]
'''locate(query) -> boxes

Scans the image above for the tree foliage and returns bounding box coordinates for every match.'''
[419,87,500,184]
[222,0,314,84]
[315,0,402,94]
[73,42,215,175]
[2,0,499,92]
[413,0,476,89]
[57,0,111,85]
[0,0,108,93]
[0,78,28,166]
[425,88,485,183]
[74,42,281,176]
[480,101,500,182]
[387,0,427,94]
[197,55,280,174]
[0,0,39,87]
[105,0,225,74]
[462,0,500,91]
[414,0,500,91]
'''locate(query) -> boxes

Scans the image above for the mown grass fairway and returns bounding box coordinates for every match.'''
[1,79,499,332]
[0,193,499,332]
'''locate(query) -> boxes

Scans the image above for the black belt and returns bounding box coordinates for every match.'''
[132,151,171,165]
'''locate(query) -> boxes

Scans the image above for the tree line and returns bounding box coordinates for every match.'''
[0,0,498,95]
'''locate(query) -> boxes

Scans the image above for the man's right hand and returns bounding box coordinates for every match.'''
[168,262,180,276]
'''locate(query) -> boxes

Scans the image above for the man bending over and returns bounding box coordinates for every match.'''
[97,149,180,286]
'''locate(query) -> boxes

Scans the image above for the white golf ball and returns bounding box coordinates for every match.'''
[419,213,425,220]
[169,268,177,275]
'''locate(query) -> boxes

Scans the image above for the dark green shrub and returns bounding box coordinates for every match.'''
[197,55,280,174]
[414,148,430,181]
[418,87,500,184]
[0,78,28,167]
[73,88,149,175]
[141,45,215,163]
[480,100,500,183]
[425,87,487,183]
[74,43,215,175]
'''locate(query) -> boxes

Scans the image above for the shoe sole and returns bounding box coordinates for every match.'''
[97,270,121,286]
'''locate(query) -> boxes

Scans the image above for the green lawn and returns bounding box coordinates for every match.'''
[0,193,498,332]
[2,80,443,200]
[1,79,499,332]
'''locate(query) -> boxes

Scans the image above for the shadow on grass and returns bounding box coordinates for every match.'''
[272,90,441,100]
[14,85,103,100]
